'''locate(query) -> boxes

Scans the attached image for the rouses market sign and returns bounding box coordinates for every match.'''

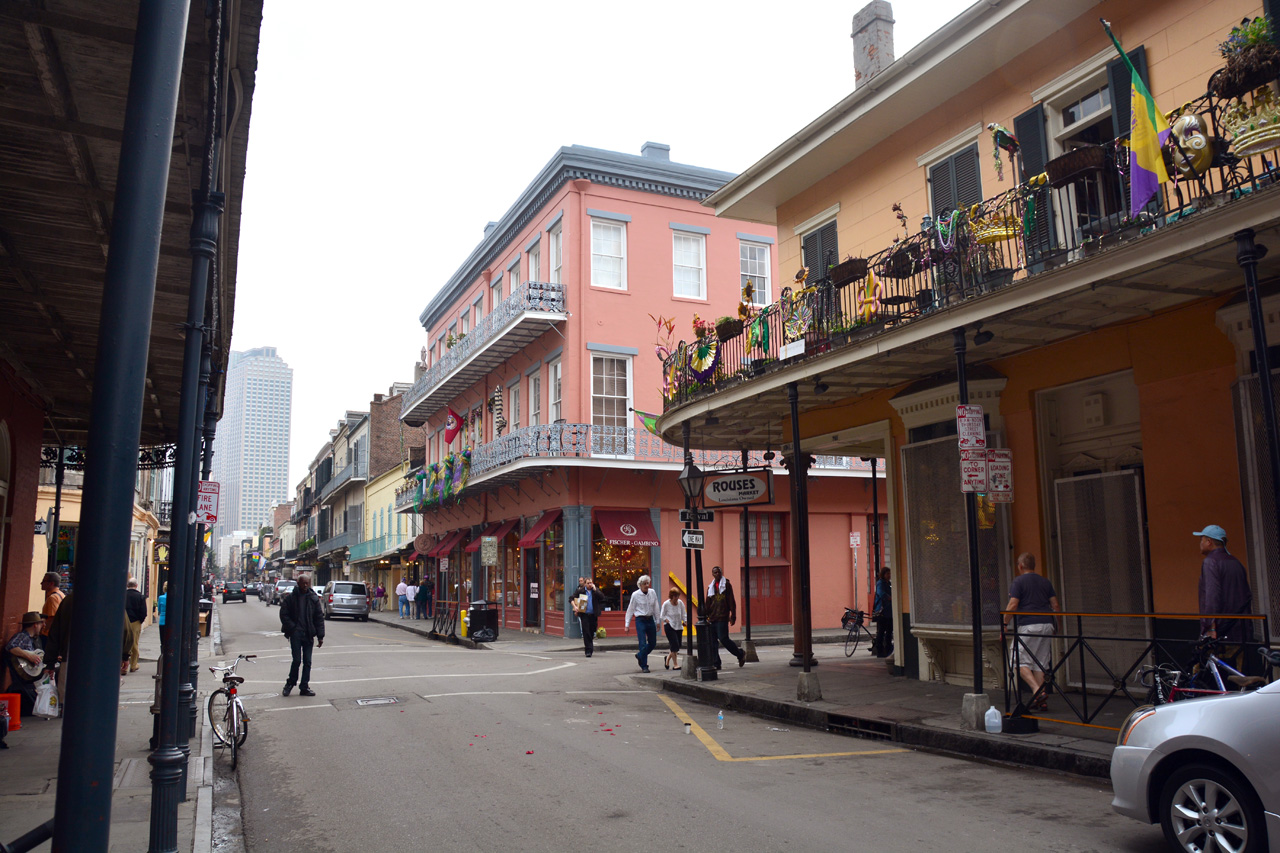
[703,470,774,507]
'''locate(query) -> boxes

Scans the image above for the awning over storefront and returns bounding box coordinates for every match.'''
[517,508,562,548]
[464,523,502,553]
[490,518,519,541]
[596,510,661,547]
[426,530,466,558]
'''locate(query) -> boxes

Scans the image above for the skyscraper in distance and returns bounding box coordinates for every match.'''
[211,347,292,545]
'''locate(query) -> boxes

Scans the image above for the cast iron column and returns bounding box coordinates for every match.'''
[46,446,65,574]
[740,448,756,662]
[50,2,191,851]
[786,383,816,672]
[683,422,715,681]
[1236,230,1280,543]
[954,327,984,695]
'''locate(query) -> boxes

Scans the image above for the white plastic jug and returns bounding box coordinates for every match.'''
[984,705,1002,733]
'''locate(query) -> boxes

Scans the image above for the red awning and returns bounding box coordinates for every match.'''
[426,530,466,558]
[490,518,519,541]
[517,508,562,548]
[463,523,502,553]
[596,510,660,547]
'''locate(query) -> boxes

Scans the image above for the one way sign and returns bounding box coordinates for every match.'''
[680,529,705,550]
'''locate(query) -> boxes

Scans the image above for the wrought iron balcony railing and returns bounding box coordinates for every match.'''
[401,281,568,426]
[319,459,368,504]
[661,85,1280,411]
[349,535,391,562]
[316,530,352,556]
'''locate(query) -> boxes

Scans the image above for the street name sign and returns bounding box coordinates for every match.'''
[680,529,705,550]
[678,508,715,523]
[194,481,220,525]
[956,404,986,450]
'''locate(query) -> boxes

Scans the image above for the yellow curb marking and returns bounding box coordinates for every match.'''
[657,695,908,762]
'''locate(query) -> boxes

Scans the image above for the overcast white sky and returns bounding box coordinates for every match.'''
[229,0,959,489]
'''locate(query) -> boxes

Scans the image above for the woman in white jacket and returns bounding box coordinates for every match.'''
[659,587,687,671]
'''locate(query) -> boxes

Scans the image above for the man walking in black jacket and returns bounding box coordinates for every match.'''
[124,577,148,673]
[280,574,324,696]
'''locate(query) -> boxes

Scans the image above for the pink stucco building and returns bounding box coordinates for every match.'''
[397,143,884,640]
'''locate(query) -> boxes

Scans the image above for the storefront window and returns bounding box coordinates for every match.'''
[503,533,521,607]
[591,522,651,612]
[544,517,565,612]
[485,542,503,603]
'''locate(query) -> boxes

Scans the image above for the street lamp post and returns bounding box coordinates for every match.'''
[678,425,716,682]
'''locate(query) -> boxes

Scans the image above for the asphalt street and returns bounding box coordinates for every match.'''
[213,599,1166,853]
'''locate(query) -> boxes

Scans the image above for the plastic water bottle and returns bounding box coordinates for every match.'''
[717,711,724,730]
[984,705,1002,733]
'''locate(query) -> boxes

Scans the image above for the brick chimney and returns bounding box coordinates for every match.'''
[852,1,895,88]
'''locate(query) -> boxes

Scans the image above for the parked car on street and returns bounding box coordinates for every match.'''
[222,581,247,603]
[321,581,369,621]
[1111,668,1280,853]
[268,579,296,606]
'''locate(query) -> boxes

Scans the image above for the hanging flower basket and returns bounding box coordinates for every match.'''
[882,244,922,280]
[1045,145,1108,188]
[1210,42,1280,101]
[829,257,869,287]
[715,317,743,342]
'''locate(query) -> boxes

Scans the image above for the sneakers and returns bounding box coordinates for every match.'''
[299,687,316,697]
[640,667,650,674]
[282,685,293,697]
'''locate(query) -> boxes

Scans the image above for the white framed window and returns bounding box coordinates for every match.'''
[459,311,469,335]
[472,295,483,326]
[740,241,771,305]
[591,354,632,439]
[528,244,540,283]
[530,374,542,426]
[470,407,482,447]
[673,232,706,299]
[591,220,626,289]
[509,259,521,289]
[509,384,521,430]
[491,276,504,309]
[448,322,458,345]
[549,225,563,284]
[548,359,562,422]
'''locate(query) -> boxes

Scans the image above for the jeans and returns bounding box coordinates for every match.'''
[286,633,315,688]
[578,612,599,656]
[634,616,657,669]
[709,620,742,667]
[398,595,409,617]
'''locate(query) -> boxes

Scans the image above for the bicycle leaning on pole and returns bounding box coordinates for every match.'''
[207,653,256,769]
[841,607,876,657]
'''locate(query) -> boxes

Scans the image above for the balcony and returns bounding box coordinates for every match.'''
[316,530,353,557]
[661,85,1280,432]
[319,459,368,504]
[395,424,872,512]
[401,281,568,426]
[348,534,412,562]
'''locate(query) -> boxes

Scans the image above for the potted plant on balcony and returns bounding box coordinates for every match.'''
[1209,16,1280,101]
[715,315,743,342]
[829,255,869,288]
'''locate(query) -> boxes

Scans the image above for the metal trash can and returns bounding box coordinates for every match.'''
[468,600,499,642]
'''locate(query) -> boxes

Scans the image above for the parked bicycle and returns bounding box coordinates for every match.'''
[1140,640,1273,705]
[842,607,876,657]
[207,653,255,769]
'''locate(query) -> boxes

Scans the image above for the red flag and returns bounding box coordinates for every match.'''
[444,407,463,445]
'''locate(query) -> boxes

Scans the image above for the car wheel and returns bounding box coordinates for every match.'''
[1159,762,1265,853]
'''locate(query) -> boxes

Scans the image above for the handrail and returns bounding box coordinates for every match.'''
[1000,610,1272,730]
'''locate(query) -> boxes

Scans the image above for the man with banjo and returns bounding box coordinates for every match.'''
[3,611,47,717]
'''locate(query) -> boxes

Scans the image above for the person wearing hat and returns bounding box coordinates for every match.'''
[4,612,46,716]
[1195,524,1253,646]
[39,572,64,637]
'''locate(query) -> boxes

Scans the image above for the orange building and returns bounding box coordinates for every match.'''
[659,0,1280,685]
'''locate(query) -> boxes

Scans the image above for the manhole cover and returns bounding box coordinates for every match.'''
[355,697,399,706]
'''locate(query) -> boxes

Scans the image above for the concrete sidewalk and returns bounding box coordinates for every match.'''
[0,610,219,852]
[367,608,1122,779]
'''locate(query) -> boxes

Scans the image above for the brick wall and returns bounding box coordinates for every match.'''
[370,393,425,479]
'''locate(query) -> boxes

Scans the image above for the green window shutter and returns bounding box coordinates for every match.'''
[1107,45,1148,140]
[1013,104,1056,265]
[801,221,838,275]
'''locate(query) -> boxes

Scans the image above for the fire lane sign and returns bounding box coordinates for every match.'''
[194,481,219,525]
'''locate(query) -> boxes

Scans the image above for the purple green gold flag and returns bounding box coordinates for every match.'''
[1102,20,1169,217]
[632,408,661,437]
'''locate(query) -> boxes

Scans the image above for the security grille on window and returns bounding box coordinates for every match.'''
[591,220,625,289]
[673,233,706,299]
[903,435,1005,627]
[740,241,771,305]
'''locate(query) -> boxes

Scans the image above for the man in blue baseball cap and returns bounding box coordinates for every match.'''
[1193,524,1252,646]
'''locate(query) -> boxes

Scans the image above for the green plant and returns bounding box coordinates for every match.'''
[1220,16,1274,57]
[445,333,456,349]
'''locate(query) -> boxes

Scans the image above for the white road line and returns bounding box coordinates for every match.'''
[265,704,333,712]
[419,691,533,699]
[564,690,651,694]
[236,660,577,688]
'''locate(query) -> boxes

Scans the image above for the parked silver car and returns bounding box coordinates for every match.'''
[321,581,369,621]
[1111,676,1280,852]
[268,579,296,606]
